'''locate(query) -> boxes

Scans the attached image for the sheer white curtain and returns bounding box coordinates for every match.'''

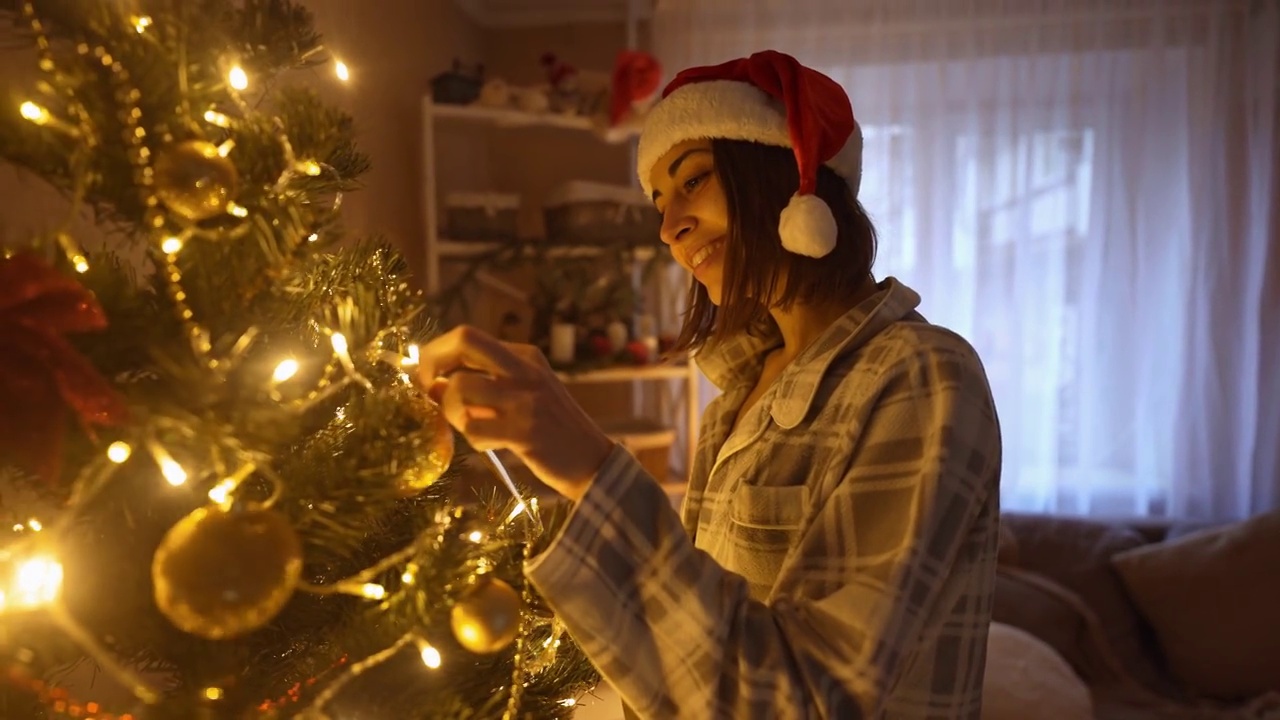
[654,0,1279,520]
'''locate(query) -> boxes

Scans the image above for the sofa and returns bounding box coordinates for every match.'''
[990,510,1280,720]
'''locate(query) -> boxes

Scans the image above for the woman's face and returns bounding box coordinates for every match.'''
[649,139,730,304]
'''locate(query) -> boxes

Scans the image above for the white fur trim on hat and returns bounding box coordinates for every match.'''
[778,192,838,257]
[638,81,788,198]
[636,80,863,199]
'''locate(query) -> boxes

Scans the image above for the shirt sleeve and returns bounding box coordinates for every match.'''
[524,347,1000,719]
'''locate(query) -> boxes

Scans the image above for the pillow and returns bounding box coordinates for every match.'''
[993,566,1136,688]
[999,514,1167,692]
[1110,510,1280,700]
[982,621,1094,720]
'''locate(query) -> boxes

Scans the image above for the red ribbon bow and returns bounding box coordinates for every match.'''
[0,251,128,483]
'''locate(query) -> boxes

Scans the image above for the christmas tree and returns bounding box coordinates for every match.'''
[0,1,598,717]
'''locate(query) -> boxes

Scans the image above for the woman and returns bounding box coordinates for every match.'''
[419,50,1002,720]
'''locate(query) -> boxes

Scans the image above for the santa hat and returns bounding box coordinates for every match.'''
[637,50,862,258]
[609,50,662,127]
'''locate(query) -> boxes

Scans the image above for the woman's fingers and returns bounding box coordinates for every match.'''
[417,325,531,385]
[435,370,530,443]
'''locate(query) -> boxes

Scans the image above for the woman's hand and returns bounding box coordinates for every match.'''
[416,325,614,503]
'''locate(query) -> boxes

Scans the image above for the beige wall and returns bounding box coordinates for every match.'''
[305,0,486,276]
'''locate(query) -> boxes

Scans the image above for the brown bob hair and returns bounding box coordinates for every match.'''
[668,139,878,355]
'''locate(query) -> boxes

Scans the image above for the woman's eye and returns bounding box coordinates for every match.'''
[683,172,708,193]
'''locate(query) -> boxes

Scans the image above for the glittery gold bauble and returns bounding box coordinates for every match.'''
[450,577,523,654]
[152,505,302,640]
[153,140,240,221]
[395,395,455,496]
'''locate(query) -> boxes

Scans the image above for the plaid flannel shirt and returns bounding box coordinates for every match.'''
[526,278,1002,719]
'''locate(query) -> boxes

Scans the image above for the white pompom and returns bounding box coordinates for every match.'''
[778,193,837,258]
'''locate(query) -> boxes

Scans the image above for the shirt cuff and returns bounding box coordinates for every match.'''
[525,441,674,604]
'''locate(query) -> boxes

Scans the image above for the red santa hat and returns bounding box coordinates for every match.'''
[637,50,862,258]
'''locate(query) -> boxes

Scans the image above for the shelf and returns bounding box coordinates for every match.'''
[428,102,638,140]
[554,363,691,384]
[436,238,659,261]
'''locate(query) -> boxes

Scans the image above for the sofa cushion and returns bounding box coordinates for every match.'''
[1000,514,1170,694]
[983,622,1094,720]
[1110,510,1280,700]
[994,567,1113,684]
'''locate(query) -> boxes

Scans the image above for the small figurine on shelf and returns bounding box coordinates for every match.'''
[541,51,612,118]
[476,77,512,108]
[541,52,579,115]
[514,85,551,114]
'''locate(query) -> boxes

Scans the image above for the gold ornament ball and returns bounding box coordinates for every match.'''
[450,577,523,654]
[152,505,303,640]
[395,395,455,496]
[153,140,240,221]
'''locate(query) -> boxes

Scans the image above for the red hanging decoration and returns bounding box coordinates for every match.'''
[0,251,128,483]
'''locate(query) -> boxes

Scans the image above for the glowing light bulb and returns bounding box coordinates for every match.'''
[334,60,350,82]
[559,698,577,707]
[299,160,322,176]
[216,139,235,157]
[227,203,248,218]
[228,65,248,90]
[72,254,89,273]
[203,109,231,127]
[419,643,441,669]
[307,233,319,243]
[107,441,132,463]
[467,530,485,543]
[272,358,299,383]
[19,101,50,125]
[11,556,62,608]
[360,583,386,600]
[403,344,420,366]
[26,519,41,533]
[160,235,183,254]
[203,687,223,700]
[330,332,349,355]
[160,458,187,486]
[132,15,152,33]
[401,569,415,585]
[207,478,237,505]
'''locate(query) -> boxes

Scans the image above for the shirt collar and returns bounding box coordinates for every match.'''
[693,277,923,427]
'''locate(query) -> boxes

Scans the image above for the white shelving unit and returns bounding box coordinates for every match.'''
[420,100,700,481]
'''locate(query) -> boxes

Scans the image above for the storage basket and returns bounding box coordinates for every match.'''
[431,62,483,105]
[444,192,520,242]
[543,181,660,246]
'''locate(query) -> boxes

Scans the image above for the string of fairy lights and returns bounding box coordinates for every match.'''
[2,4,579,717]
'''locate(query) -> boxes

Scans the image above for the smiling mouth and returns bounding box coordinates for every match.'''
[689,239,724,270]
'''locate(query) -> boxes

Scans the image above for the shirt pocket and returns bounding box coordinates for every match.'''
[730,484,809,530]
[726,484,809,593]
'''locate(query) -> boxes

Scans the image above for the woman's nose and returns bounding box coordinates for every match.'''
[659,211,695,246]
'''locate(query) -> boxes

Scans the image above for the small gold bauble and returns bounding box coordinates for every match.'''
[395,395,455,496]
[450,576,523,654]
[153,140,240,221]
[152,505,302,640]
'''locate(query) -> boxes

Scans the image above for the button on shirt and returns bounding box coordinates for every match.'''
[526,278,1003,719]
